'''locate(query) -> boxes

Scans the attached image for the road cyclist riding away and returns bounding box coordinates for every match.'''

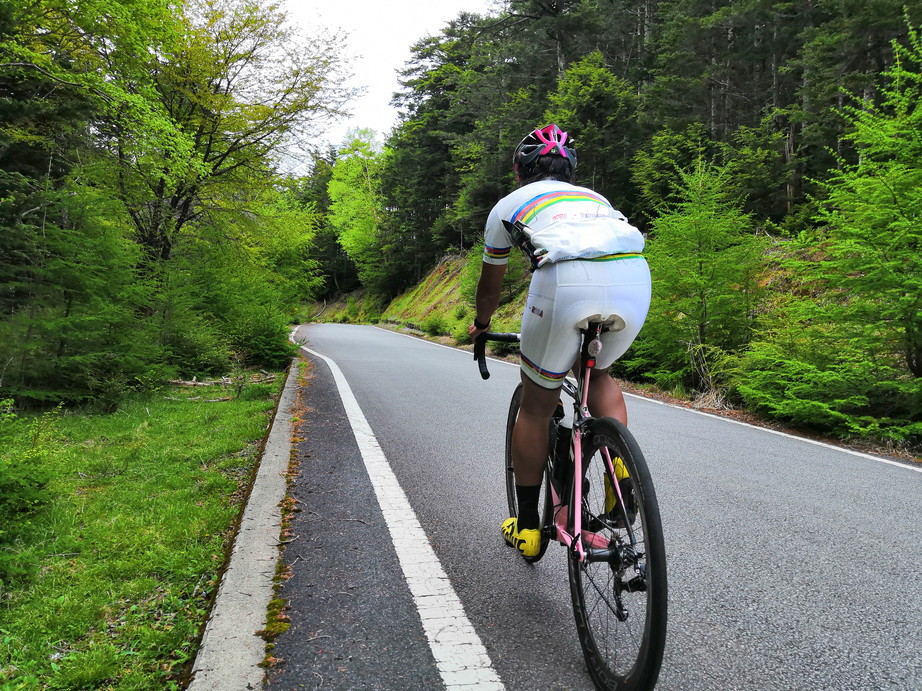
[468,123,652,558]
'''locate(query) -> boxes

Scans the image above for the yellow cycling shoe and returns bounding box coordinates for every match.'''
[501,517,541,558]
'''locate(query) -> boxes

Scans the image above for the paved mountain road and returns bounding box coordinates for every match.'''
[266,323,922,691]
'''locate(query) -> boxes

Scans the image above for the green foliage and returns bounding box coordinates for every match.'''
[545,51,640,208]
[318,292,387,325]
[813,27,922,378]
[2,0,921,454]
[450,315,473,343]
[155,279,233,377]
[0,378,280,686]
[327,131,408,296]
[0,184,161,406]
[421,313,447,336]
[293,150,361,298]
[633,119,789,228]
[0,400,57,583]
[631,123,715,223]
[459,243,486,307]
[488,333,521,358]
[627,159,767,393]
[0,0,347,407]
[227,304,296,370]
[719,122,791,224]
[238,383,275,401]
[736,341,921,444]
[729,27,922,446]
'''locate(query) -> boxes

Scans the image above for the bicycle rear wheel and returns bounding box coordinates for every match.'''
[504,383,552,563]
[568,417,667,690]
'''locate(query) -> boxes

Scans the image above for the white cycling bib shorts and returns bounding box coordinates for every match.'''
[519,257,651,389]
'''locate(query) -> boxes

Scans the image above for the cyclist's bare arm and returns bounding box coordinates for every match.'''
[470,262,505,337]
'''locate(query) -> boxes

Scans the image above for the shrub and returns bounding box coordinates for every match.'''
[159,301,231,377]
[421,313,446,336]
[451,317,472,344]
[230,309,296,370]
[345,296,360,322]
[458,244,484,307]
[734,342,922,446]
[0,400,57,582]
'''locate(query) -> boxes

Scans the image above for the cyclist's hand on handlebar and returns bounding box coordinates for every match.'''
[472,330,518,380]
[468,320,489,338]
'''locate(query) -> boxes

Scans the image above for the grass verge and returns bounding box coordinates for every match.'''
[0,371,285,689]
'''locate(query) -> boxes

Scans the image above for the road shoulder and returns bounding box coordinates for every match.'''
[186,362,297,690]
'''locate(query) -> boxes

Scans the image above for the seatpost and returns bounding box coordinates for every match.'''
[579,324,604,416]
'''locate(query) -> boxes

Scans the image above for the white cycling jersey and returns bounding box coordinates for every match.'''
[481,179,650,390]
[482,180,644,266]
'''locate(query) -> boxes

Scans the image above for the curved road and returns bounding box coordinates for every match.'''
[268,323,922,691]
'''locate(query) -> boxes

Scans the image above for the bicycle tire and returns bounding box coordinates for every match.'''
[503,383,552,563]
[567,417,667,690]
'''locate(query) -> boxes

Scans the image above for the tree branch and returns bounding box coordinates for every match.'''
[0,62,82,87]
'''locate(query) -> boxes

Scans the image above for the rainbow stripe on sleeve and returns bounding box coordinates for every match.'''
[484,244,511,261]
[510,190,613,225]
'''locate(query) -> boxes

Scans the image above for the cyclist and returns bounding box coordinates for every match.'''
[468,124,651,558]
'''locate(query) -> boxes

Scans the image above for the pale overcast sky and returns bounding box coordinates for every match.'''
[285,0,498,147]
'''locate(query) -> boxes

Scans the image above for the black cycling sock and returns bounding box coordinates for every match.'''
[515,484,541,530]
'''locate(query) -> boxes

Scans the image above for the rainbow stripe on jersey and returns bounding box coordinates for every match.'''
[510,190,613,225]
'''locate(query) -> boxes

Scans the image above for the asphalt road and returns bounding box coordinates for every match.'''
[267,323,922,691]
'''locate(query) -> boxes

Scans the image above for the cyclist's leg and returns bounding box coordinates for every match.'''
[503,384,553,562]
[510,375,560,486]
[504,267,575,555]
[502,376,559,555]
[514,262,576,489]
[586,368,628,426]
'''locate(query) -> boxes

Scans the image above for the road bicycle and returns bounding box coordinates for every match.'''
[474,324,667,691]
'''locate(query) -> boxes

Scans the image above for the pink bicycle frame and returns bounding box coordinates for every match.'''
[548,331,630,563]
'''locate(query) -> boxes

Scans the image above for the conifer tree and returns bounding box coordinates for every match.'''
[629,159,766,395]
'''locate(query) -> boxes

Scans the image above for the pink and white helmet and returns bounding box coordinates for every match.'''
[513,124,577,178]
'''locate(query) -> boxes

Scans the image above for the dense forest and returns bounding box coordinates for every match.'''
[1,0,920,449]
[0,0,350,408]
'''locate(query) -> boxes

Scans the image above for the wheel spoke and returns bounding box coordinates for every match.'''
[568,417,667,689]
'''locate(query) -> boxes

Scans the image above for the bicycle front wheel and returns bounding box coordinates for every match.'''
[568,417,667,690]
[504,383,552,563]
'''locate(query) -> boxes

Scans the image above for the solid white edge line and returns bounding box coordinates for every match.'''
[296,341,505,690]
[623,393,922,474]
[367,325,922,475]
